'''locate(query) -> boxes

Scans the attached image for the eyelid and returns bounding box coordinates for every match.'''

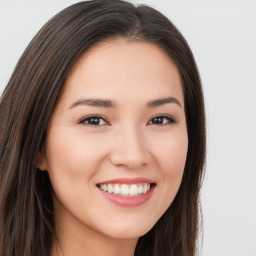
[78,115,110,126]
[147,114,177,125]
[78,114,177,126]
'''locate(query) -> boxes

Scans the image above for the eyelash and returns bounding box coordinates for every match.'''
[79,115,109,126]
[148,115,177,126]
[79,115,177,126]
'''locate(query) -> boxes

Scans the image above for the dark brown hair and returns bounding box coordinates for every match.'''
[0,1,206,255]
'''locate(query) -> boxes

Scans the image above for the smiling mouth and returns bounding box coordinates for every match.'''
[97,183,156,197]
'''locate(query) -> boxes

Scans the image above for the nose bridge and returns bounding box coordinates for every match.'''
[110,123,149,169]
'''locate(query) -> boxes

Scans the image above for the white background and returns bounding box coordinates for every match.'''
[0,1,256,255]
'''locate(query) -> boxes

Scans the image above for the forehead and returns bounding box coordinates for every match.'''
[60,38,183,107]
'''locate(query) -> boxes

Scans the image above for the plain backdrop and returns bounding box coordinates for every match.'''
[0,1,256,255]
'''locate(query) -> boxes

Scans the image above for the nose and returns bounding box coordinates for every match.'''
[109,125,150,170]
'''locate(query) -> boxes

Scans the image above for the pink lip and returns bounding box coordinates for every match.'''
[97,177,155,185]
[97,177,156,207]
[98,186,155,207]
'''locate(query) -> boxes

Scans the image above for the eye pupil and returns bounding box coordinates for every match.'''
[88,117,100,125]
[152,117,163,124]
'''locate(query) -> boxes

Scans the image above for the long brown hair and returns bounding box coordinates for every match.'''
[0,1,206,255]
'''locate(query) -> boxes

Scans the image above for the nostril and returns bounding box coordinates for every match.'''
[109,151,149,169]
[109,133,149,169]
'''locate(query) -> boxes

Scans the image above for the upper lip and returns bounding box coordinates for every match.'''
[97,177,156,185]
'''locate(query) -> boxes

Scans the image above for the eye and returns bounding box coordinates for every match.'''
[148,115,176,126]
[79,116,109,126]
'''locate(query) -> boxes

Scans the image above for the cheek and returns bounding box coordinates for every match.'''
[154,129,188,202]
[147,130,188,222]
[45,128,107,176]
[44,129,101,207]
[155,131,188,177]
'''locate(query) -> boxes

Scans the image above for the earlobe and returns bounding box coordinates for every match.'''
[36,144,48,171]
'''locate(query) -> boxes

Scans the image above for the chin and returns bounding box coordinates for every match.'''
[100,220,155,240]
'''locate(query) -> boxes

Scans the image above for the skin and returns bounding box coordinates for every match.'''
[38,38,188,256]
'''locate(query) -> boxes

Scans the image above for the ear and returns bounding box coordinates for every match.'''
[36,144,48,171]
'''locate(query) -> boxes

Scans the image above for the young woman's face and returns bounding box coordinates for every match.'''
[38,39,188,241]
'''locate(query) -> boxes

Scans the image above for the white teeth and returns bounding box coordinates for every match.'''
[99,183,152,197]
[113,184,121,194]
[138,185,143,194]
[142,184,148,194]
[102,184,108,191]
[120,184,129,195]
[130,184,138,196]
[107,184,113,193]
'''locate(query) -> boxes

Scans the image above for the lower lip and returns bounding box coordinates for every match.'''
[98,186,155,207]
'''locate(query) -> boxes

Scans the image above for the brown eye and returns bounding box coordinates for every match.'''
[80,116,108,126]
[148,115,176,125]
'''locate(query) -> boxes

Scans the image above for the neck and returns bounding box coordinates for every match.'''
[51,234,137,256]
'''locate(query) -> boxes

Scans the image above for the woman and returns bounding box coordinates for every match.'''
[0,1,206,255]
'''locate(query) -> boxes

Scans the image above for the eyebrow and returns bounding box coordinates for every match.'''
[147,97,182,108]
[69,98,114,109]
[69,96,182,109]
